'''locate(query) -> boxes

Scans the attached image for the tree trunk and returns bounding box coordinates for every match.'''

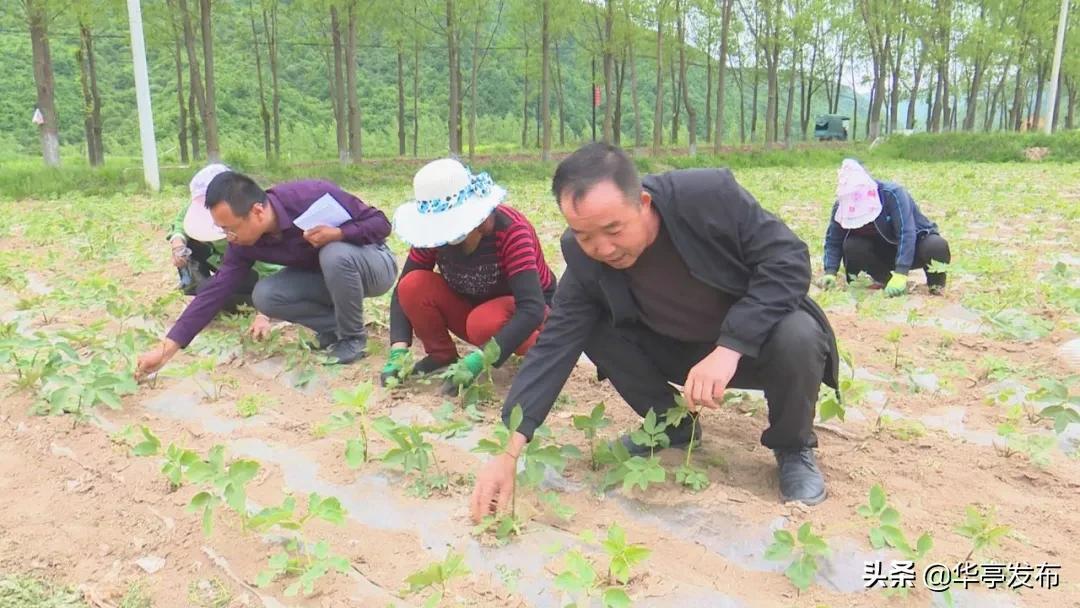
[613,52,626,145]
[447,0,461,154]
[601,0,615,143]
[541,0,551,161]
[1065,76,1076,130]
[850,52,858,140]
[330,7,348,162]
[521,25,530,149]
[677,0,696,155]
[705,46,712,145]
[469,15,481,160]
[1011,62,1025,130]
[248,2,271,162]
[669,54,680,144]
[167,0,189,164]
[888,31,904,133]
[985,62,1009,132]
[628,35,641,151]
[179,0,207,161]
[714,0,733,152]
[27,0,59,167]
[555,40,566,147]
[765,49,778,146]
[397,45,406,156]
[346,0,361,161]
[1031,60,1046,130]
[907,43,925,129]
[264,5,280,159]
[784,48,796,146]
[750,50,760,142]
[189,77,201,160]
[199,0,221,161]
[832,33,846,113]
[78,23,104,165]
[652,8,664,155]
[413,32,420,156]
[964,56,987,131]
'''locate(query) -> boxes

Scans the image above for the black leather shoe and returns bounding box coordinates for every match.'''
[774,448,827,505]
[326,338,367,365]
[614,418,701,457]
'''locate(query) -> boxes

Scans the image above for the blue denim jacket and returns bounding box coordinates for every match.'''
[823,181,939,275]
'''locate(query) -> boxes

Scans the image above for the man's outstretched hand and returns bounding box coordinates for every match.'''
[683,345,742,412]
[469,431,527,523]
[135,339,181,380]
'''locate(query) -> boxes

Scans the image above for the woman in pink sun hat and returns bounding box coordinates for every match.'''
[168,164,281,316]
[818,159,951,296]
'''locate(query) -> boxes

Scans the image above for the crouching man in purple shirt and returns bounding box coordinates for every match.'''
[135,171,398,377]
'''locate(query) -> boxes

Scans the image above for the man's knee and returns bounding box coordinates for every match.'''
[762,311,828,364]
[251,278,279,314]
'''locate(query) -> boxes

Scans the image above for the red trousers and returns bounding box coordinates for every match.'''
[397,270,546,363]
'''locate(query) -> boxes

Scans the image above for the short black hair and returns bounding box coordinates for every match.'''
[551,143,641,207]
[204,171,267,217]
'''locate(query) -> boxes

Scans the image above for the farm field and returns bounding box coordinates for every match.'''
[1,160,1078,608]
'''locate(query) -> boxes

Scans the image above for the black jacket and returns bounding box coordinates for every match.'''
[502,168,840,440]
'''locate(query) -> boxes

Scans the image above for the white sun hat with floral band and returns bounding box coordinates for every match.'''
[182,163,232,242]
[393,158,507,248]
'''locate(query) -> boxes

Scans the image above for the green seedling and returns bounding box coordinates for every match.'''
[995,405,1056,467]
[256,539,351,596]
[129,425,161,457]
[37,356,138,419]
[856,484,933,559]
[666,401,709,492]
[322,383,375,466]
[1030,378,1080,433]
[161,443,200,489]
[383,349,416,390]
[598,408,670,493]
[553,524,650,608]
[247,493,347,533]
[518,424,581,488]
[955,505,1011,563]
[884,327,903,370]
[540,491,576,521]
[431,401,473,438]
[443,339,500,406]
[164,357,236,402]
[572,402,611,470]
[471,406,529,541]
[401,550,471,608]
[236,394,273,418]
[186,445,261,535]
[372,416,448,497]
[765,522,830,591]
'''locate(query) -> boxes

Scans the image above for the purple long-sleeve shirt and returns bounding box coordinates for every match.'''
[166,180,391,347]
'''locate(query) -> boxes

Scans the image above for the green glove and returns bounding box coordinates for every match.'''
[818,273,837,290]
[380,347,410,386]
[460,351,485,379]
[884,272,908,297]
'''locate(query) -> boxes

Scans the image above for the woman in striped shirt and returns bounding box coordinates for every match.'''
[382,159,556,393]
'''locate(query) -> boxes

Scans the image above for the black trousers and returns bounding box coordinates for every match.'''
[180,239,259,314]
[842,233,951,288]
[584,309,829,450]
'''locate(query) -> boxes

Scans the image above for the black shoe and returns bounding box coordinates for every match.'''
[928,284,945,296]
[774,448,827,505]
[326,338,367,365]
[614,418,702,457]
[415,355,454,376]
[315,331,337,350]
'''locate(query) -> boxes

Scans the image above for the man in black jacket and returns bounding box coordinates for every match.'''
[470,144,840,519]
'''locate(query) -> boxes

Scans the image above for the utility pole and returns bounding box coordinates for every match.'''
[1045,0,1070,133]
[126,0,160,191]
